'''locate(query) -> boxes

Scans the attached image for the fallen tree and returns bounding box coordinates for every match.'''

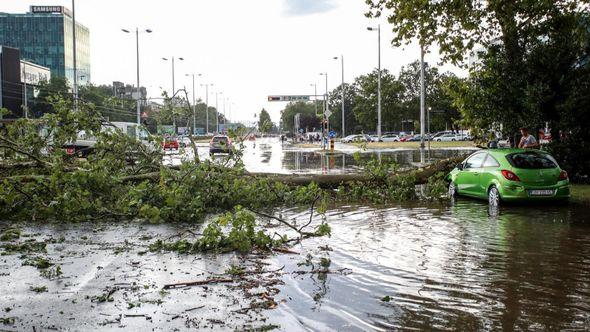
[0,97,459,225]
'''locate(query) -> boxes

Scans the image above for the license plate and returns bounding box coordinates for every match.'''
[529,189,554,196]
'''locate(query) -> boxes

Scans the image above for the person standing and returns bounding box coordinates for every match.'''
[518,127,539,149]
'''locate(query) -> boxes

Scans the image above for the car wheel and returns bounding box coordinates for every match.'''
[452,139,456,141]
[488,185,501,206]
[448,182,458,198]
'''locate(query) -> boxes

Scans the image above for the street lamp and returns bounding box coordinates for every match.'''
[162,56,184,96]
[223,97,228,125]
[162,56,183,130]
[420,45,426,149]
[122,28,152,124]
[367,25,381,141]
[185,73,202,134]
[215,91,223,133]
[319,72,329,148]
[200,83,213,134]
[310,83,317,115]
[333,55,345,136]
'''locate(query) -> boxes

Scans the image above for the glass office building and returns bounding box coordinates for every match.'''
[0,5,90,85]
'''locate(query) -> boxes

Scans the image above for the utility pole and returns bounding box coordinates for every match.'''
[377,25,381,141]
[420,45,426,150]
[72,0,78,111]
[341,56,345,136]
[201,83,212,134]
[367,25,381,140]
[22,62,27,118]
[310,83,317,115]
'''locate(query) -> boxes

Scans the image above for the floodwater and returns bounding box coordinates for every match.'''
[169,137,477,174]
[2,140,589,330]
[1,199,589,331]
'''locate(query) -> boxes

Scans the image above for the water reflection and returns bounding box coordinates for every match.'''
[243,143,474,174]
[270,201,590,331]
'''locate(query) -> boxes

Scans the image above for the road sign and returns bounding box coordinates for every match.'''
[329,131,336,138]
[268,95,311,102]
[324,110,332,118]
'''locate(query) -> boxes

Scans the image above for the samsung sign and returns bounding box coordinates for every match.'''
[30,5,72,17]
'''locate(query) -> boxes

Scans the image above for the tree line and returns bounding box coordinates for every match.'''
[280,60,461,135]
[25,77,226,134]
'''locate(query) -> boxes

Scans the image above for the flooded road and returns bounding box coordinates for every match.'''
[2,140,588,330]
[169,137,477,174]
[2,199,589,331]
[270,200,590,331]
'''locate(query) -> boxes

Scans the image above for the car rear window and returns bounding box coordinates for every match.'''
[506,152,557,169]
[213,137,228,143]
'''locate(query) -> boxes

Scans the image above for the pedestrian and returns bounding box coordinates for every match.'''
[518,127,539,149]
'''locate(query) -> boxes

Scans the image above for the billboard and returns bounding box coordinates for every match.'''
[21,61,50,86]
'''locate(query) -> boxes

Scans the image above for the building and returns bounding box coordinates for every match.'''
[0,45,50,119]
[112,81,147,103]
[0,5,90,86]
[0,46,22,117]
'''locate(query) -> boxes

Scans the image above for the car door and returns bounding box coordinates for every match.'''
[478,153,501,197]
[455,152,487,196]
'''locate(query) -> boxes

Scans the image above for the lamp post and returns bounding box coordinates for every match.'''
[201,83,212,134]
[367,25,381,141]
[215,91,222,133]
[185,73,201,134]
[223,97,228,126]
[122,28,152,124]
[310,83,317,115]
[333,55,345,136]
[162,56,184,96]
[420,45,426,149]
[72,0,77,111]
[319,72,328,149]
[162,56,183,130]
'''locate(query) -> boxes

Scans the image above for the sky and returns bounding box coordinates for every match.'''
[3,0,462,125]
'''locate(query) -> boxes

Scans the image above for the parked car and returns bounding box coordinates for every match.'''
[431,131,454,139]
[446,149,569,205]
[400,135,414,142]
[407,135,430,142]
[381,134,401,142]
[369,135,381,142]
[163,136,179,150]
[341,134,369,143]
[434,133,462,141]
[209,135,233,155]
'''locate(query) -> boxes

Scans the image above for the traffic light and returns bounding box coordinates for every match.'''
[268,96,281,102]
[323,120,328,131]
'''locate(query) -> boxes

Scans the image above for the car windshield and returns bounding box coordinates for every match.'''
[506,152,558,169]
[213,137,228,143]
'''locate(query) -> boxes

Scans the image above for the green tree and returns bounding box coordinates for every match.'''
[352,69,405,133]
[328,83,357,136]
[30,76,70,117]
[258,109,272,133]
[397,61,460,132]
[280,101,321,133]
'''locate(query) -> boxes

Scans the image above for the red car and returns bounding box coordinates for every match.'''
[162,136,179,150]
[400,135,414,142]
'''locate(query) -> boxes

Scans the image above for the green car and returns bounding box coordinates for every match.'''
[446,149,570,205]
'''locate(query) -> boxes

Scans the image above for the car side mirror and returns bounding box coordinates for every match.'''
[456,163,464,170]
